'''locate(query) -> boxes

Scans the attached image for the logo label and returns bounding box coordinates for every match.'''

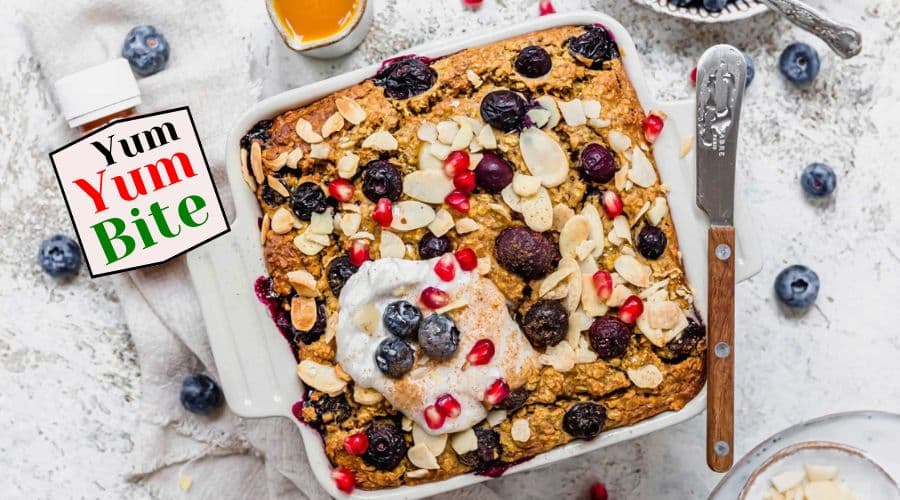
[50,107,229,277]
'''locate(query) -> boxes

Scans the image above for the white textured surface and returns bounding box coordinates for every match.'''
[1,0,899,499]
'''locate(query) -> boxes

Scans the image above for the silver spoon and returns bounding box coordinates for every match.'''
[758,0,862,58]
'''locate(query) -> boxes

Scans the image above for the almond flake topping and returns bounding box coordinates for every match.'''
[477,257,492,276]
[608,130,632,153]
[287,269,318,297]
[520,187,554,232]
[538,341,576,372]
[581,273,608,317]
[263,151,288,170]
[296,360,347,395]
[680,135,694,158]
[240,148,256,190]
[250,142,264,183]
[627,365,663,389]
[340,213,362,237]
[559,214,591,260]
[291,296,318,331]
[286,148,303,169]
[404,170,455,204]
[337,152,359,179]
[267,176,290,197]
[450,429,478,454]
[309,143,330,159]
[390,201,436,232]
[451,120,474,151]
[418,144,444,170]
[270,207,294,235]
[436,121,459,145]
[614,254,651,288]
[536,96,561,129]
[407,443,439,470]
[647,301,683,330]
[520,127,569,187]
[526,108,551,128]
[353,303,380,334]
[465,69,483,88]
[485,410,507,427]
[362,131,398,151]
[455,217,481,234]
[511,419,532,442]
[379,230,406,259]
[435,298,469,314]
[429,143,451,161]
[260,213,270,244]
[476,125,497,149]
[417,122,437,143]
[427,208,455,237]
[581,100,601,119]
[321,113,344,138]
[552,203,575,232]
[353,385,383,405]
[412,424,447,456]
[295,118,323,143]
[558,98,586,127]
[628,147,657,187]
[647,197,668,226]
[512,173,542,197]
[335,97,367,124]
[539,257,578,297]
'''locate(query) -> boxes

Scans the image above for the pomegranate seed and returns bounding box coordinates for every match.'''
[445,190,470,213]
[433,254,456,282]
[453,170,476,193]
[349,240,370,267]
[539,0,555,15]
[424,405,446,429]
[483,378,510,405]
[619,295,644,324]
[466,339,495,365]
[589,482,609,500]
[342,432,369,455]
[327,179,354,202]
[331,466,355,494]
[444,151,470,177]
[592,271,613,301]
[454,248,478,271]
[420,286,450,309]
[690,67,698,84]
[435,393,461,418]
[372,198,393,227]
[462,0,482,8]
[290,400,304,422]
[643,113,665,143]
[601,191,623,218]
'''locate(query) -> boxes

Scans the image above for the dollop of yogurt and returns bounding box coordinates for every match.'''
[335,258,537,435]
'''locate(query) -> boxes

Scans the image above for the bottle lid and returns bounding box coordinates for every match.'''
[54,58,142,128]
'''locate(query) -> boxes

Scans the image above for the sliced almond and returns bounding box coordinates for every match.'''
[476,124,497,149]
[390,201,436,231]
[305,232,331,246]
[286,148,303,169]
[614,254,651,288]
[436,121,459,145]
[286,269,318,297]
[334,96,366,125]
[581,204,605,257]
[352,385,383,405]
[240,148,257,191]
[350,231,376,240]
[406,469,429,479]
[511,419,532,442]
[362,131,398,151]
[353,303,380,334]
[614,167,629,192]
[337,152,359,179]
[558,99,586,127]
[538,341,576,372]
[628,147,658,187]
[536,95,561,129]
[402,416,413,431]
[321,113,344,138]
[804,465,839,482]
[612,215,632,244]
[266,176,290,198]
[450,429,478,454]
[680,135,694,158]
[539,257,578,297]
[404,170,455,204]
[417,122,437,143]
[263,151,288,170]
[526,108,551,128]
[450,120,474,151]
[771,470,805,493]
[429,143,452,161]
[631,201,652,227]
[293,234,324,256]
[647,301,683,330]
[521,187,553,232]
[486,410,507,427]
[552,203,576,232]
[270,207,295,234]
[412,424,447,456]
[310,143,330,159]
[520,127,569,187]
[455,217,480,234]
[296,360,346,394]
[291,296,318,331]
[566,310,593,346]
[428,208,455,237]
[260,212,270,245]
[608,130,632,153]
[627,365,663,389]
[477,257,492,276]
[407,443,439,470]
[379,230,406,259]
[575,335,599,364]
[559,215,590,260]
[466,69,483,88]
[500,185,523,213]
[581,100,601,119]
[574,241,596,264]
[295,118,323,143]
[250,141,264,183]
[647,197,668,226]
[588,118,611,129]
[581,273,608,317]
[308,209,334,234]
[418,144,445,170]
[435,298,468,314]
[488,203,512,221]
[340,212,362,236]
[512,173,542,197]
[607,284,633,307]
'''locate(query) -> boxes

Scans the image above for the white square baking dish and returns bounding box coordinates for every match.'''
[187,10,763,498]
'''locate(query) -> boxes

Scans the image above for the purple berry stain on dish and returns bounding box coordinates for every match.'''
[254,276,299,360]
[475,456,535,478]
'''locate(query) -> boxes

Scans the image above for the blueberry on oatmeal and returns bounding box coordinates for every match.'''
[362,421,409,470]
[290,182,328,221]
[588,316,631,359]
[636,225,667,260]
[418,231,453,259]
[567,25,619,69]
[457,428,502,469]
[474,152,515,193]
[374,56,437,99]
[580,143,617,183]
[240,119,272,149]
[362,161,403,202]
[521,300,568,349]
[327,256,358,296]
[562,402,607,439]
[303,393,351,427]
[515,45,552,78]
[666,319,705,357]
[480,90,528,132]
[494,227,560,280]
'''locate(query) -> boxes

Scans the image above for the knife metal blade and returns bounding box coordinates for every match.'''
[696,45,747,227]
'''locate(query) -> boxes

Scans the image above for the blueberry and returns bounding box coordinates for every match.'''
[800,163,837,197]
[636,225,668,260]
[743,51,755,87]
[38,235,82,278]
[774,265,820,308]
[494,227,560,280]
[418,231,453,259]
[290,182,327,221]
[581,143,617,183]
[373,56,437,99]
[417,313,460,360]
[670,0,696,6]
[121,25,170,76]
[703,0,728,12]
[260,183,288,207]
[588,316,631,359]
[361,161,403,202]
[180,374,223,416]
[474,152,514,193]
[666,319,705,356]
[521,300,568,349]
[362,420,408,470]
[494,387,529,412]
[515,46,552,78]
[480,90,528,133]
[327,255,358,296]
[567,25,619,70]
[562,402,607,439]
[375,337,415,378]
[382,300,422,340]
[292,299,326,344]
[303,393,351,427]
[779,43,820,86]
[458,428,502,469]
[240,119,272,149]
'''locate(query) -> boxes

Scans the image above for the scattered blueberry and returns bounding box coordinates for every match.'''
[327,255,358,296]
[180,374,223,416]
[779,43,820,86]
[418,231,453,259]
[303,393,351,427]
[474,152,515,193]
[743,51,755,87]
[382,300,422,340]
[361,161,403,202]
[38,235,82,278]
[580,143,617,184]
[240,119,272,149]
[774,265,820,308]
[417,313,460,360]
[362,420,408,470]
[521,300,568,349]
[636,225,668,260]
[374,337,415,378]
[494,387,529,412]
[567,25,619,69]
[515,46,553,78]
[703,0,728,12]
[480,90,528,133]
[666,318,706,357]
[562,402,607,439]
[800,163,837,197]
[121,25,170,76]
[290,182,328,221]
[458,428,502,470]
[588,316,631,359]
[494,227,560,279]
[373,56,437,99]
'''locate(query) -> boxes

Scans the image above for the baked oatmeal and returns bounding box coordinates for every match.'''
[239,24,706,492]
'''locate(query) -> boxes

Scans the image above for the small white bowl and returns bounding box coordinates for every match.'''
[265,0,374,58]
[740,441,900,499]
[634,0,768,23]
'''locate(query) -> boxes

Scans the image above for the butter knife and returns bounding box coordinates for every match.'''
[696,45,747,473]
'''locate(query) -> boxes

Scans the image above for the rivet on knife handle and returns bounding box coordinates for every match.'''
[695,45,746,473]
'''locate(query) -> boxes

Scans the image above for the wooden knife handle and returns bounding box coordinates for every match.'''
[706,225,735,472]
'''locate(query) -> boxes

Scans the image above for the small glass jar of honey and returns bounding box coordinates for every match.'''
[266,0,374,58]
